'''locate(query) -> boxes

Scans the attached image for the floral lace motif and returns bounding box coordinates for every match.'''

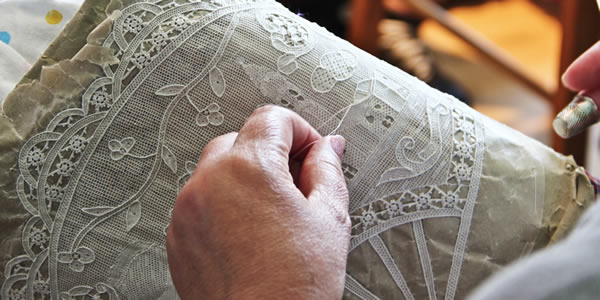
[349,108,478,236]
[256,9,315,74]
[2,1,270,299]
[311,50,357,93]
[1,1,485,300]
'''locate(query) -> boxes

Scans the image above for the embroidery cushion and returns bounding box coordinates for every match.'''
[0,1,594,299]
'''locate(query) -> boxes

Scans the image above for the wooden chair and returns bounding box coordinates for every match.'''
[347,0,600,165]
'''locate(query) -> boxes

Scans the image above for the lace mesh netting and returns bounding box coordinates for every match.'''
[0,1,594,299]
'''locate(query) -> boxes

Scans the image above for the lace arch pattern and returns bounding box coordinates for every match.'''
[1,1,485,299]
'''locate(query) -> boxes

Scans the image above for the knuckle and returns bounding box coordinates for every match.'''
[251,104,284,118]
[201,132,238,159]
[247,105,292,132]
[175,163,220,214]
[175,181,203,214]
[223,151,265,181]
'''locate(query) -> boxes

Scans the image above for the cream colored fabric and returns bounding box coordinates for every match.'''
[0,1,594,299]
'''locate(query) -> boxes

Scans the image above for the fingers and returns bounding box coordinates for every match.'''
[198,132,238,163]
[562,41,600,93]
[554,41,600,139]
[170,132,238,239]
[298,135,349,213]
[234,105,322,162]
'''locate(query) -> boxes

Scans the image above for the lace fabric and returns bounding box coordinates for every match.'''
[0,1,594,299]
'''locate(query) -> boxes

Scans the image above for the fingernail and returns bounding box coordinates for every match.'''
[330,135,346,160]
[553,91,600,139]
[561,72,569,88]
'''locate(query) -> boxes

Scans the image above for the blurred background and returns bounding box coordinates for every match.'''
[278,0,600,176]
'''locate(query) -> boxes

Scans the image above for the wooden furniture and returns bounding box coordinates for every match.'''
[348,0,600,165]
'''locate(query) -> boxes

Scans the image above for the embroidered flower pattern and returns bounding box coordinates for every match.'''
[385,199,404,217]
[68,135,87,154]
[90,89,112,109]
[349,108,477,236]
[455,141,472,160]
[32,280,50,295]
[132,51,152,69]
[123,15,144,34]
[46,184,65,203]
[172,14,190,31]
[30,227,49,248]
[57,247,96,272]
[8,288,25,300]
[25,147,45,168]
[441,191,459,208]
[196,103,224,127]
[55,159,76,176]
[456,118,474,135]
[150,30,169,50]
[416,192,432,210]
[360,207,378,229]
[264,14,308,47]
[107,137,156,161]
[108,137,136,161]
[454,162,472,182]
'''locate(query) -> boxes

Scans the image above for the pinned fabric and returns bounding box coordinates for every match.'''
[0,1,594,300]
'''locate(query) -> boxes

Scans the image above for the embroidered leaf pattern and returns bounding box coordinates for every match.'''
[379,167,414,185]
[81,206,114,216]
[209,67,226,97]
[126,201,142,232]
[155,84,185,96]
[162,145,178,173]
[67,286,94,296]
[57,252,73,263]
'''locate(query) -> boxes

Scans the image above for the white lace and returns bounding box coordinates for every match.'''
[1,0,485,299]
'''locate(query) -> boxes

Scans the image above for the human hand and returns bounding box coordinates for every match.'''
[562,41,600,97]
[166,105,351,299]
[554,41,600,138]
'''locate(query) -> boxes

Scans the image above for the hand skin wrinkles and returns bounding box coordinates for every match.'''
[167,105,351,299]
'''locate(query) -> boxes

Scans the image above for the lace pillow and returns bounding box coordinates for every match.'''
[0,1,594,299]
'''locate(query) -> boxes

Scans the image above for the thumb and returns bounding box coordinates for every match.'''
[298,135,349,211]
[562,41,600,92]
